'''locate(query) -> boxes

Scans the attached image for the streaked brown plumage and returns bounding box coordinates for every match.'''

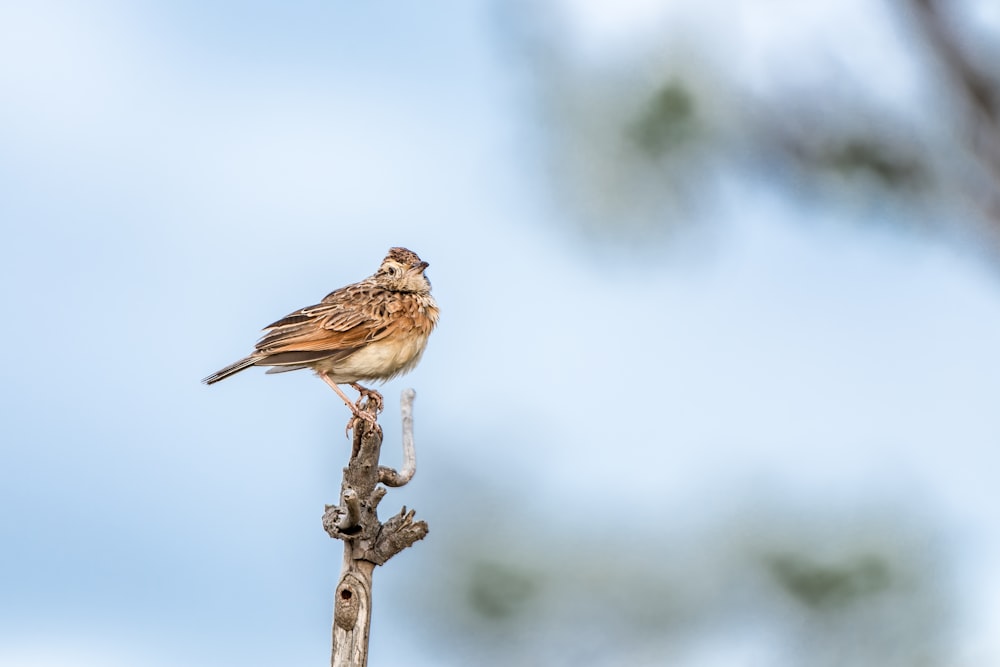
[203,247,438,424]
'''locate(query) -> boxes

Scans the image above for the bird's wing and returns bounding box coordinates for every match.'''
[253,284,396,363]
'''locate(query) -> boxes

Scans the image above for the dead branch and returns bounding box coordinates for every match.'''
[322,390,429,667]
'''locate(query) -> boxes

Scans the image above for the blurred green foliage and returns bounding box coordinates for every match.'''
[403,495,952,666]
[466,560,540,620]
[502,0,1000,255]
[628,83,699,158]
[767,552,893,610]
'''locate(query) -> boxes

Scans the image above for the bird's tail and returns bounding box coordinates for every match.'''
[202,356,259,385]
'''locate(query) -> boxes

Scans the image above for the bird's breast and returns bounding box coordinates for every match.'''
[326,330,429,383]
[315,292,438,384]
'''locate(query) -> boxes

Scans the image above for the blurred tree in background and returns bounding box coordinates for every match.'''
[393,1,994,665]
[405,498,952,666]
[503,0,1000,258]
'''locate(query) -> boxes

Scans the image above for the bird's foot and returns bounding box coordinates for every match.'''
[350,383,384,414]
[346,384,381,437]
[345,404,381,438]
[318,372,383,438]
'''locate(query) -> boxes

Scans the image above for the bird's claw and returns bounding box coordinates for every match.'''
[350,383,384,414]
[345,406,381,437]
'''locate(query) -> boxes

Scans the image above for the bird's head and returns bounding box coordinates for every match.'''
[375,247,432,293]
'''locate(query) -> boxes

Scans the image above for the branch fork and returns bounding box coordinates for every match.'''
[324,389,429,667]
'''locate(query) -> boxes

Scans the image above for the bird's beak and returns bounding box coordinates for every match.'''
[414,261,429,272]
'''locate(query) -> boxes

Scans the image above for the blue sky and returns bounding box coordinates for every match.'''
[2,1,1000,665]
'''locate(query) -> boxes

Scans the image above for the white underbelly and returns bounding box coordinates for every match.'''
[324,333,429,383]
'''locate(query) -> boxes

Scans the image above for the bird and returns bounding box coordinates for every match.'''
[203,247,439,426]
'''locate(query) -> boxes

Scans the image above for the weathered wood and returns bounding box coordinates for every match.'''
[323,390,429,667]
[330,555,375,667]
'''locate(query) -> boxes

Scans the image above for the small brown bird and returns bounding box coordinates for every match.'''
[203,247,439,424]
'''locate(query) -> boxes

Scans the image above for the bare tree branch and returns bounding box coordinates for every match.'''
[379,388,417,487]
[906,0,1000,237]
[322,391,429,667]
